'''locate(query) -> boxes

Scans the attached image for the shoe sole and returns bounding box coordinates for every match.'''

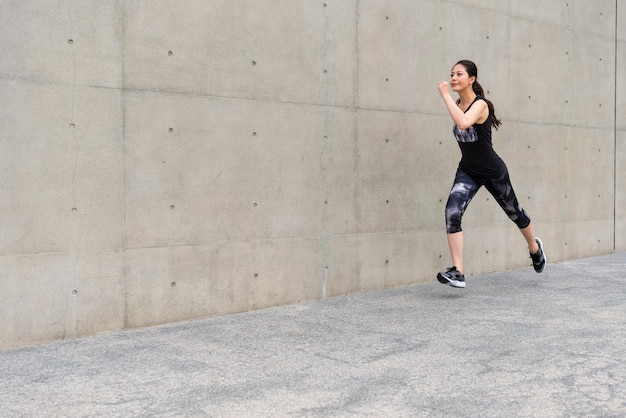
[437,273,466,288]
[534,237,546,273]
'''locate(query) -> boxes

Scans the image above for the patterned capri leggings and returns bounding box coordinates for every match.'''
[445,168,531,234]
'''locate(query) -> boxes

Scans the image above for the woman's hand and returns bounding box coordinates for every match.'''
[437,81,450,98]
[437,80,488,129]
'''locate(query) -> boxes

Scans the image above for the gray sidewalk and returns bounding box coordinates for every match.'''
[1,252,625,417]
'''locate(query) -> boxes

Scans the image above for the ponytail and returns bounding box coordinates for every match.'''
[454,60,502,131]
[472,81,502,130]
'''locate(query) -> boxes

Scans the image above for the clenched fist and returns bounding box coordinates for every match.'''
[437,81,450,97]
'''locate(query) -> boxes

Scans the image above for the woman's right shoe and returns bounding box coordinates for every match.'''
[437,266,466,288]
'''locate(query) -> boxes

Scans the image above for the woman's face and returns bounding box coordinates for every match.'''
[449,64,474,92]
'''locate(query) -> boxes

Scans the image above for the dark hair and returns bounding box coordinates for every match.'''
[454,60,502,130]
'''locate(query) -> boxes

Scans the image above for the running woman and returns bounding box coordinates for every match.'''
[436,60,546,288]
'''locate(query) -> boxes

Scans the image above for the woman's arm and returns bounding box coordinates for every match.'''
[437,81,488,130]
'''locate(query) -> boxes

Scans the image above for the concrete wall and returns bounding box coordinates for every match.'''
[1,0,623,349]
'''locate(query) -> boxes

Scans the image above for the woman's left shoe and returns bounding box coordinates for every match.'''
[530,238,546,273]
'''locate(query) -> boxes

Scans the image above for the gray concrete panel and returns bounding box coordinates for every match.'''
[125,238,323,328]
[357,0,448,113]
[617,32,625,252]
[357,229,446,291]
[510,0,568,28]
[356,110,451,233]
[124,91,356,249]
[617,130,626,251]
[357,1,509,115]
[568,0,616,39]
[123,0,357,106]
[324,234,360,297]
[509,10,615,129]
[450,0,508,14]
[618,40,626,130]
[0,81,124,255]
[565,127,614,222]
[0,1,122,87]
[567,31,616,128]
[0,251,124,349]
[564,219,615,259]
[509,18,571,125]
[442,2,511,92]
[620,0,626,42]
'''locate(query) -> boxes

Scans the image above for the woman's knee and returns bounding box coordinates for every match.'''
[512,209,531,229]
[445,203,464,234]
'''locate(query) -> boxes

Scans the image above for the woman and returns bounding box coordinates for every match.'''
[436,60,546,288]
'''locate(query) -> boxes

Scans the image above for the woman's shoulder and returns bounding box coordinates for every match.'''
[474,95,487,105]
[473,97,490,125]
[470,96,489,112]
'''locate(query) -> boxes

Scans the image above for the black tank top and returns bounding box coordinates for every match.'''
[453,96,506,180]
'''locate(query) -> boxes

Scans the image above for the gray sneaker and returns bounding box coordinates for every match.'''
[530,238,546,273]
[437,266,466,288]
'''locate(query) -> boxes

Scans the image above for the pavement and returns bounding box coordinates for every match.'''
[1,252,626,417]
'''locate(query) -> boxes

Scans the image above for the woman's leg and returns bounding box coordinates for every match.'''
[444,169,480,274]
[520,222,539,254]
[484,170,546,272]
[447,231,464,273]
[483,170,537,253]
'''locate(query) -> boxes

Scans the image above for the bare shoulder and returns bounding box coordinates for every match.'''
[475,98,489,109]
[475,98,489,123]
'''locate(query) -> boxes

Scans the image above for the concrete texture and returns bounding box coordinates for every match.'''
[0,0,624,349]
[1,252,625,417]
